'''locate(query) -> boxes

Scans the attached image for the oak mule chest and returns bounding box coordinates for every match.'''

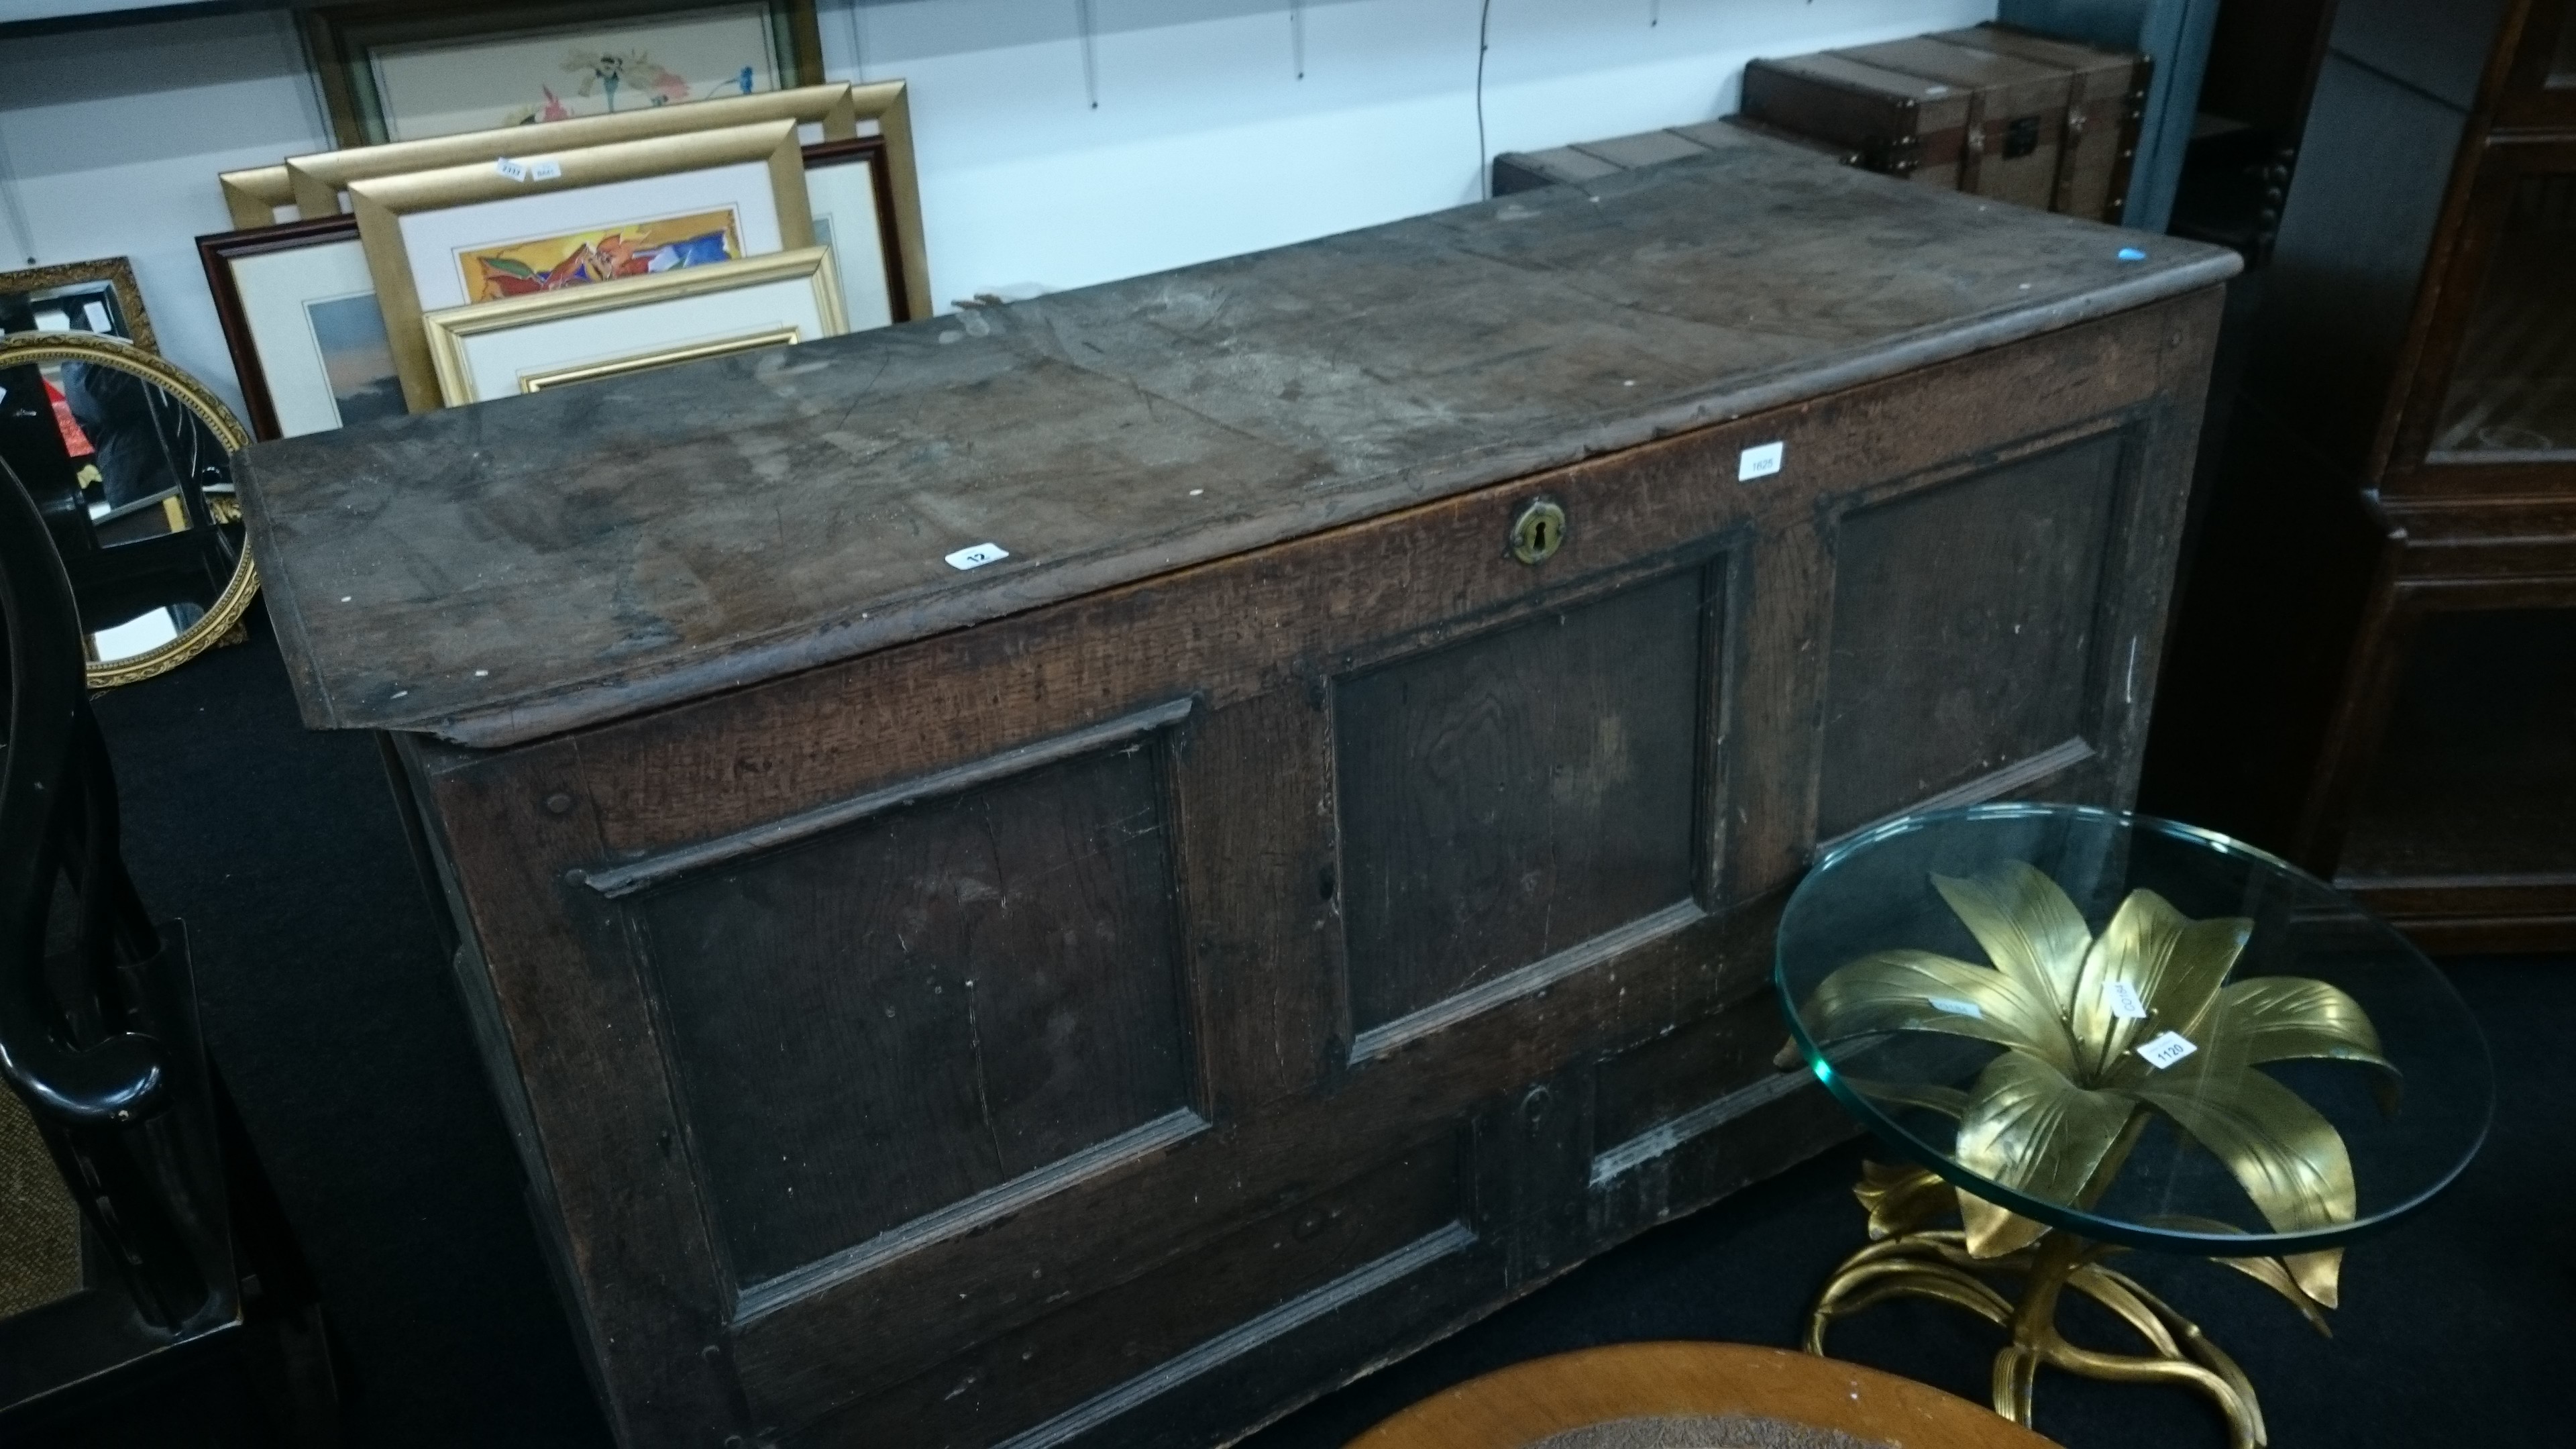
[239,131,2235,1448]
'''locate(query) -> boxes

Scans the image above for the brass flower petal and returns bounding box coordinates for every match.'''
[2129,1067,2355,1304]
[1953,1053,2134,1256]
[1932,863,2092,1018]
[1854,1161,1953,1240]
[2210,977,2398,1095]
[2070,890,2250,1077]
[1802,949,2078,1073]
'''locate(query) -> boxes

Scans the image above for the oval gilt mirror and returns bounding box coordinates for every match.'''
[0,333,257,688]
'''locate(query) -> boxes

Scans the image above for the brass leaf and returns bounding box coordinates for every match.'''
[2071,890,2249,1077]
[1854,1161,1953,1240]
[2129,1066,2355,1304]
[2211,977,2400,1109]
[1802,949,2076,1073]
[1931,863,2092,1018]
[1953,1053,2134,1256]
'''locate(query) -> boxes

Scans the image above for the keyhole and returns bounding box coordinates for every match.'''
[1510,498,1567,565]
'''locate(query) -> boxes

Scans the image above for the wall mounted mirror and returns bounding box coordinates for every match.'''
[0,333,258,688]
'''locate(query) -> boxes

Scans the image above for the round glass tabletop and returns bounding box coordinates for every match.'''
[1776,803,2491,1257]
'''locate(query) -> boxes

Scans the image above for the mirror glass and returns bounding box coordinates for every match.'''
[0,334,256,687]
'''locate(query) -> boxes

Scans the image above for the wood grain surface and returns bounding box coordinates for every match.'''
[1346,1341,2059,1449]
[382,282,2223,1447]
[344,129,2231,1446]
[239,129,2234,747]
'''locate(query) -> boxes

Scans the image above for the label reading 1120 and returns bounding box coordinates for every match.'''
[2135,1031,2198,1070]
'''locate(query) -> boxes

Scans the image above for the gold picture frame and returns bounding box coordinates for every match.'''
[350,116,814,411]
[284,78,924,322]
[305,0,827,149]
[423,246,846,404]
[219,166,297,229]
[0,257,158,353]
[285,80,859,215]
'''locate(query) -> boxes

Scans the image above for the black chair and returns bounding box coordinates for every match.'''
[0,458,335,1445]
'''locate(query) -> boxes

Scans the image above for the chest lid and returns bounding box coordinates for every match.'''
[237,133,2235,749]
[1837,36,2080,120]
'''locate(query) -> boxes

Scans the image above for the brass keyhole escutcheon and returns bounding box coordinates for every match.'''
[1510,498,1567,565]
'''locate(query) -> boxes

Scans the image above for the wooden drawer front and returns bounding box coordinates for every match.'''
[415,295,2216,1448]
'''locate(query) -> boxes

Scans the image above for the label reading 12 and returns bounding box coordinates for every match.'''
[1738,441,1785,482]
[945,542,1010,570]
[2135,1031,2198,1070]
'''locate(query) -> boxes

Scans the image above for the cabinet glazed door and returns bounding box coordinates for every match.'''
[401,294,2216,1449]
[2386,136,2576,498]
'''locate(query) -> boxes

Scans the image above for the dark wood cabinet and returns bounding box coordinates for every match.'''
[239,137,2231,1448]
[2151,0,2576,951]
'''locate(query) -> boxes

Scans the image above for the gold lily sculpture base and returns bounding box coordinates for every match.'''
[1805,1163,2332,1449]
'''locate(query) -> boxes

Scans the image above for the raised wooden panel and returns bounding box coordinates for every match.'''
[634,743,1191,1287]
[1334,570,1709,1034]
[1817,433,2125,838]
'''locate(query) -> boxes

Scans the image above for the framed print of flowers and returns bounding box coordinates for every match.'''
[305,0,826,147]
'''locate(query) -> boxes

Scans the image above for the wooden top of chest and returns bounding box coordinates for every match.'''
[239,129,2235,748]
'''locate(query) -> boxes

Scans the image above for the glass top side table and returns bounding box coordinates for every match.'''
[1776,803,2493,1448]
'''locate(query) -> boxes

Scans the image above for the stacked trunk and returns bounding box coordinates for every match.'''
[1739,24,2150,222]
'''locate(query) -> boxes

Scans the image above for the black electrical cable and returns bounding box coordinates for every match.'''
[1476,0,1495,198]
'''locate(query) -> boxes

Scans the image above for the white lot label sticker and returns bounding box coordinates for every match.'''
[494,157,530,182]
[529,158,563,181]
[945,542,1010,570]
[1738,441,1785,482]
[1926,996,1983,1020]
[2136,1030,2198,1070]
[2106,981,2149,1020]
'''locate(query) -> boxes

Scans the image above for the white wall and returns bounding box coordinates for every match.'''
[0,0,1992,417]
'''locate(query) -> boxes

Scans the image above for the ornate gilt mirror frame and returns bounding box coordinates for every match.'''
[0,333,259,688]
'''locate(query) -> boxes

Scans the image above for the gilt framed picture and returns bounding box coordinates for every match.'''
[283,81,859,217]
[202,130,904,436]
[305,0,826,148]
[423,246,845,404]
[349,116,812,411]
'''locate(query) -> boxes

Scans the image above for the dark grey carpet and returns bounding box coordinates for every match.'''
[89,602,2567,1449]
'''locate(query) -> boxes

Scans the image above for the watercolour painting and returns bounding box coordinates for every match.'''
[305,293,407,427]
[454,209,743,303]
